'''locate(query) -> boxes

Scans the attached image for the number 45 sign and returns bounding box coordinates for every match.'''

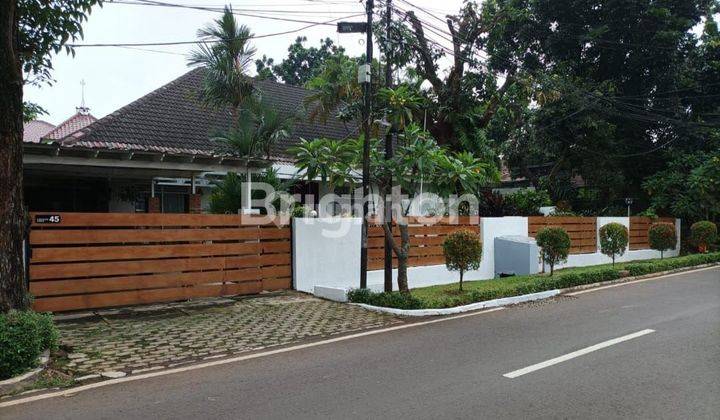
[35,214,61,224]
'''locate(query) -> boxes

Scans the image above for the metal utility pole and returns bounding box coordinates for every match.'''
[360,0,374,289]
[383,0,394,292]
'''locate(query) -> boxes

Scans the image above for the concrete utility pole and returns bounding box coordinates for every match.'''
[383,0,394,292]
[360,0,374,289]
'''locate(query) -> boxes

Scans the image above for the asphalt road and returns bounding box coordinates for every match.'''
[3,267,719,419]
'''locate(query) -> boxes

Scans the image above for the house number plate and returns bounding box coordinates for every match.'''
[35,215,62,224]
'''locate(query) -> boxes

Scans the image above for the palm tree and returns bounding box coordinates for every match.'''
[250,98,293,160]
[304,55,362,124]
[289,138,355,192]
[188,6,257,118]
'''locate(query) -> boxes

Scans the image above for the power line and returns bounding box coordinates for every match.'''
[68,13,364,48]
[112,0,361,25]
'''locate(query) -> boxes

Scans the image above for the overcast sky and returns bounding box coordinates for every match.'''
[26,0,464,125]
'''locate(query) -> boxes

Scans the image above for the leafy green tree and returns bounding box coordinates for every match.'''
[690,221,717,253]
[1,0,103,312]
[255,37,347,86]
[495,0,718,209]
[443,230,483,291]
[535,227,571,275]
[371,125,495,292]
[648,223,677,259]
[643,150,720,222]
[599,223,629,267]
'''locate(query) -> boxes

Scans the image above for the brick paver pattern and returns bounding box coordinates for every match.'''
[59,295,401,376]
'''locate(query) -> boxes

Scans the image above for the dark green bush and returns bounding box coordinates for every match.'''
[443,229,482,291]
[626,252,720,276]
[347,289,423,310]
[648,222,677,258]
[535,227,571,275]
[0,311,59,380]
[504,189,552,216]
[599,223,629,266]
[690,221,717,253]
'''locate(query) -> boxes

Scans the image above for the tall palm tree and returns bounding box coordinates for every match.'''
[188,6,257,117]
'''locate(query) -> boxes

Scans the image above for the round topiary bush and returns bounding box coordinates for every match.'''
[0,311,59,380]
[599,222,629,266]
[690,221,717,253]
[535,227,571,275]
[443,229,482,291]
[648,222,677,259]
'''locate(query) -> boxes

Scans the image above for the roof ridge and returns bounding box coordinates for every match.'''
[63,67,205,143]
[44,112,97,140]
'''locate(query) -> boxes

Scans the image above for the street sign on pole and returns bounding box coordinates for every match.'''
[337,22,368,33]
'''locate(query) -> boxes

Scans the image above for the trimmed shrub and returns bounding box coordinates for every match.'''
[690,221,717,253]
[443,230,482,291]
[535,227,571,275]
[648,222,677,258]
[599,222,629,266]
[0,311,59,380]
[347,289,423,310]
[625,252,720,276]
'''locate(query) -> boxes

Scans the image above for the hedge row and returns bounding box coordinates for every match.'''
[625,252,720,276]
[348,252,720,310]
[0,311,59,380]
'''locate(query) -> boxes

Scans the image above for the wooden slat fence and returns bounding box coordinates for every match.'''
[367,216,480,270]
[29,213,292,312]
[629,217,675,250]
[528,216,597,254]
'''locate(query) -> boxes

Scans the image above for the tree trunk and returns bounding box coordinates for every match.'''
[0,0,29,312]
[459,270,464,291]
[549,263,554,276]
[396,223,410,293]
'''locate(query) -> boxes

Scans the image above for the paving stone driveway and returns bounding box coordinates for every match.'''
[58,294,401,377]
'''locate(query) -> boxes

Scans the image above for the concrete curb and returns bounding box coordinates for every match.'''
[354,290,561,317]
[0,351,50,396]
[354,262,720,317]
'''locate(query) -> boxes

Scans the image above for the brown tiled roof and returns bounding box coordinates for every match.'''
[60,68,355,161]
[23,120,55,143]
[45,112,97,140]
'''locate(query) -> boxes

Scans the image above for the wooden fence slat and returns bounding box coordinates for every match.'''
[29,268,262,297]
[31,242,261,263]
[30,227,260,245]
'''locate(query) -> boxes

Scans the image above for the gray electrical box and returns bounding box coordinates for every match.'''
[494,235,539,277]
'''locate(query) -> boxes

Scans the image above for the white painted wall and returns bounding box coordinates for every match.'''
[365,216,528,290]
[554,217,681,270]
[292,216,683,299]
[292,217,362,293]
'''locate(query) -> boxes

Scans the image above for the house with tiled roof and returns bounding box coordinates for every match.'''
[43,108,97,141]
[23,68,356,213]
[23,120,56,143]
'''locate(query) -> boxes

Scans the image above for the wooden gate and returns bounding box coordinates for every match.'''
[528,216,598,254]
[29,213,292,312]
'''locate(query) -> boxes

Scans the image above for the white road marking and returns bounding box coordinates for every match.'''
[0,307,504,408]
[567,265,719,296]
[503,329,655,379]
